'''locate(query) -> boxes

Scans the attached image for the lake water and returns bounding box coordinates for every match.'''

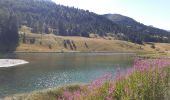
[0,53,134,97]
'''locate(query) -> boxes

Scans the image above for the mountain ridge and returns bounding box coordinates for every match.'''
[104,14,165,30]
[103,14,137,23]
[104,14,170,43]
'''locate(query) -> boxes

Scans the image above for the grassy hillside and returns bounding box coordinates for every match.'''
[16,33,141,52]
[16,26,170,55]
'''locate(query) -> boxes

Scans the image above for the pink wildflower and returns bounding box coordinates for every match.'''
[63,91,73,100]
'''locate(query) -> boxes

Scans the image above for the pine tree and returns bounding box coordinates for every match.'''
[0,14,19,52]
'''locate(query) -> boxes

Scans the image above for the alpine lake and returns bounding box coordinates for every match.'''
[0,52,135,97]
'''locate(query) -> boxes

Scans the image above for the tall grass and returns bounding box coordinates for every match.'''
[58,58,170,100]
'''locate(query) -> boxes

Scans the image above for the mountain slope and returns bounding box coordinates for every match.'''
[104,14,138,25]
[16,27,160,53]
[104,14,170,43]
[0,0,170,44]
[0,0,120,37]
[104,14,145,31]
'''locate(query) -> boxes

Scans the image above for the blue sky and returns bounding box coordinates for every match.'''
[52,0,170,30]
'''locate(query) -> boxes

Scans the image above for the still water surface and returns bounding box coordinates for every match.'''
[0,53,134,97]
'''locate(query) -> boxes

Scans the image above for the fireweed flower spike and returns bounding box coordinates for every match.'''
[60,58,170,100]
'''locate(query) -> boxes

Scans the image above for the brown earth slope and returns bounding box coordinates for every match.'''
[16,26,170,54]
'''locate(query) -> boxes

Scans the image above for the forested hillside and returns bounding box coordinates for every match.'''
[0,0,120,37]
[104,14,170,43]
[0,0,170,46]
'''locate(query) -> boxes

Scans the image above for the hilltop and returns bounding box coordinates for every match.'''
[104,14,170,43]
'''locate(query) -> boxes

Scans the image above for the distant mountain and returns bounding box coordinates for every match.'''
[104,14,170,43]
[104,14,147,31]
[0,0,170,44]
[104,14,167,33]
[104,14,138,24]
